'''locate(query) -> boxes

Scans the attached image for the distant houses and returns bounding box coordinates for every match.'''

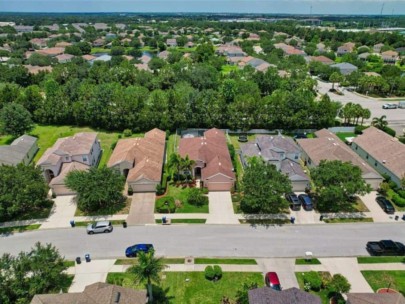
[330,62,358,75]
[0,135,38,166]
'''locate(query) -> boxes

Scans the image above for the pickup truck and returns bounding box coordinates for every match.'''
[366,240,405,256]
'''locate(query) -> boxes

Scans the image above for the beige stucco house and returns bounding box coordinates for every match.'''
[37,132,101,196]
[0,135,38,166]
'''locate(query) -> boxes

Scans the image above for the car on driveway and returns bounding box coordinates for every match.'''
[125,244,154,257]
[382,103,398,109]
[366,240,405,256]
[265,272,282,291]
[86,221,113,235]
[298,194,313,211]
[376,196,395,214]
[285,193,301,211]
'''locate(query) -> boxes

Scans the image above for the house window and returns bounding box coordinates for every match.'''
[366,154,369,159]
[374,161,377,167]
[83,156,88,162]
[295,154,299,160]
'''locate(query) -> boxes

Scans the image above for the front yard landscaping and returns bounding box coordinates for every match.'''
[295,258,321,265]
[323,217,373,223]
[155,219,206,224]
[107,271,264,304]
[74,196,131,216]
[114,258,185,265]
[361,271,405,295]
[0,224,41,235]
[295,272,333,304]
[357,256,405,264]
[194,258,257,265]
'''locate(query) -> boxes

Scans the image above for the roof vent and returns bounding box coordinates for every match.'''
[382,160,386,164]
[219,162,221,166]
[114,292,121,303]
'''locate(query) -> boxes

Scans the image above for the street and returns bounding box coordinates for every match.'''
[1,223,404,259]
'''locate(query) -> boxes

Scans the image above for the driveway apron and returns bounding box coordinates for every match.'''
[206,191,239,224]
[126,193,156,225]
[256,258,299,289]
[40,195,77,229]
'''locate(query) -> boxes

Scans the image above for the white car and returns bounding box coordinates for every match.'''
[382,103,398,109]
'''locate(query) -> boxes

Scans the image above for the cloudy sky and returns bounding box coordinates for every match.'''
[1,0,404,15]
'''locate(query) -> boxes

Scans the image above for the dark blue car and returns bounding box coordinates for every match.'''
[125,244,154,257]
[298,194,313,211]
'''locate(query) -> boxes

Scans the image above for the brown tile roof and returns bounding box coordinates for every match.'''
[179,128,235,180]
[55,54,74,62]
[82,54,96,61]
[352,126,405,178]
[248,287,321,304]
[49,161,89,185]
[24,65,53,75]
[36,47,65,56]
[346,292,405,304]
[309,56,334,64]
[108,128,165,183]
[55,41,72,48]
[297,129,381,179]
[37,132,98,166]
[31,282,147,304]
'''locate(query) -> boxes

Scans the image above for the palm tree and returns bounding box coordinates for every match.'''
[181,155,195,182]
[371,115,388,130]
[168,153,182,180]
[353,103,363,125]
[127,250,167,303]
[360,108,371,126]
[329,72,343,91]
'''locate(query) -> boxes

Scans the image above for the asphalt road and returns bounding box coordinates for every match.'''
[1,223,404,259]
[317,80,405,135]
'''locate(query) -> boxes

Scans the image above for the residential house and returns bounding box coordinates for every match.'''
[134,63,151,72]
[166,38,177,47]
[216,44,246,57]
[316,42,326,53]
[31,282,147,304]
[55,53,74,63]
[158,50,169,60]
[248,287,321,304]
[364,72,381,77]
[140,54,151,64]
[253,45,263,54]
[373,43,385,53]
[29,38,48,48]
[0,135,38,166]
[108,128,165,192]
[337,42,355,56]
[24,65,53,75]
[273,43,306,56]
[346,293,405,304]
[93,23,108,30]
[44,24,59,31]
[351,126,405,188]
[92,54,112,63]
[186,41,194,48]
[381,50,399,64]
[330,62,358,75]
[82,54,97,61]
[14,25,34,32]
[55,41,72,48]
[297,129,383,190]
[240,135,310,191]
[179,128,235,191]
[358,52,371,61]
[306,55,334,65]
[92,38,105,47]
[36,47,65,57]
[37,132,101,196]
[247,33,260,41]
[106,33,117,39]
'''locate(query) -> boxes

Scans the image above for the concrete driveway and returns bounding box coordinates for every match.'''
[206,192,239,224]
[126,193,155,225]
[360,192,398,223]
[40,195,77,229]
[256,258,299,289]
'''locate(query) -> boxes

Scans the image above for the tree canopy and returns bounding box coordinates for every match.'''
[0,103,34,137]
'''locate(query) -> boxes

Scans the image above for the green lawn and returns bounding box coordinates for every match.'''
[74,220,125,227]
[159,184,209,213]
[296,272,332,304]
[114,258,185,265]
[358,256,405,264]
[221,65,239,74]
[166,134,180,165]
[63,260,75,267]
[74,196,131,216]
[239,219,290,225]
[362,271,405,295]
[336,132,357,142]
[107,271,264,304]
[295,258,321,265]
[194,258,257,265]
[0,224,41,235]
[323,217,373,223]
[228,135,256,150]
[156,219,206,224]
[0,134,14,145]
[29,125,143,168]
[90,47,111,54]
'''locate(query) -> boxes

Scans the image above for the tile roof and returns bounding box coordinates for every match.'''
[24,65,53,75]
[297,129,381,179]
[179,128,235,180]
[346,292,405,304]
[308,55,334,64]
[352,126,405,179]
[36,47,65,56]
[0,135,38,166]
[82,54,96,61]
[56,54,74,62]
[108,128,165,183]
[248,287,321,304]
[55,41,72,48]
[37,133,98,166]
[49,161,90,185]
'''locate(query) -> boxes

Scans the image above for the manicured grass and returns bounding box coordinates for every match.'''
[74,220,125,227]
[0,134,14,145]
[62,275,75,293]
[362,270,405,295]
[194,258,257,265]
[115,258,185,265]
[30,125,144,168]
[295,258,321,265]
[155,219,206,224]
[107,271,264,303]
[166,133,180,165]
[90,47,111,54]
[221,65,239,74]
[239,219,290,225]
[74,197,131,216]
[228,134,256,150]
[323,217,373,223]
[176,47,196,52]
[296,272,332,304]
[159,184,209,213]
[318,196,370,213]
[336,132,357,142]
[358,256,405,264]
[306,133,315,138]
[0,224,41,235]
[63,260,75,267]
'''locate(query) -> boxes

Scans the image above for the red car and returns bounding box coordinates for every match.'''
[265,272,282,291]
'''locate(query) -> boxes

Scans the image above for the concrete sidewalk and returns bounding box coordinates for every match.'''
[40,195,77,229]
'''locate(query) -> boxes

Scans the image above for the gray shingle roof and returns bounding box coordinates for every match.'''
[248,287,322,304]
[0,135,38,166]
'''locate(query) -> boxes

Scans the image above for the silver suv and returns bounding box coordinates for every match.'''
[86,221,113,235]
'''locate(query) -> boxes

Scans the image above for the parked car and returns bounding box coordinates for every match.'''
[366,240,405,256]
[298,194,313,211]
[382,103,398,109]
[294,133,307,139]
[265,272,282,291]
[86,221,113,235]
[285,193,301,211]
[125,244,154,257]
[376,196,395,214]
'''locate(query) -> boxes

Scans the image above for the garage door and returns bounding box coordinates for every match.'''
[130,183,157,193]
[52,184,76,196]
[207,182,233,191]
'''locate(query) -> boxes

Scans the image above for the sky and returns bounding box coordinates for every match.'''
[1,0,404,15]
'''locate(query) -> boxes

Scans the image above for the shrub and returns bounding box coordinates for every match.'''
[156,196,176,213]
[354,125,368,134]
[187,188,208,207]
[398,190,405,199]
[303,271,322,291]
[110,141,117,150]
[127,187,133,196]
[165,130,170,140]
[201,188,209,195]
[388,181,399,191]
[213,265,223,280]
[392,194,405,207]
[399,137,405,144]
[328,274,351,294]
[204,266,215,280]
[383,126,396,137]
[156,184,165,196]
[123,129,132,137]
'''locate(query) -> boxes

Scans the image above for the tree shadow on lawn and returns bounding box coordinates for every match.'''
[150,285,174,304]
[241,214,291,229]
[74,196,129,216]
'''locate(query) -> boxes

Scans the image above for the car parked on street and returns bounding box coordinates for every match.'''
[125,244,154,257]
[376,196,395,214]
[366,240,405,256]
[285,193,301,211]
[265,272,282,291]
[298,194,313,211]
[382,103,398,109]
[86,221,113,235]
